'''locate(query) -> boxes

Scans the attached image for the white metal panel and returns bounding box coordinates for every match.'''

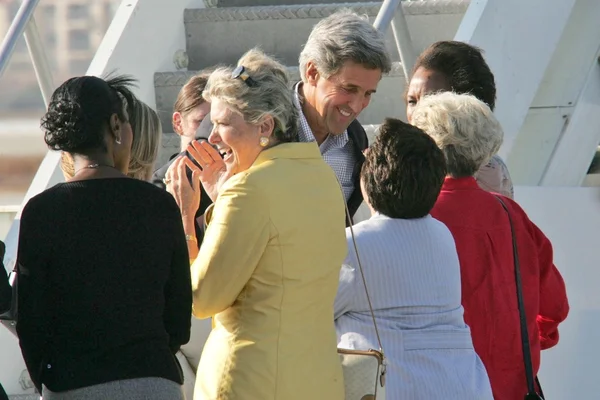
[88,0,207,108]
[514,186,600,397]
[531,0,600,108]
[582,173,600,187]
[455,0,576,161]
[541,57,600,186]
[506,107,569,185]
[507,0,600,185]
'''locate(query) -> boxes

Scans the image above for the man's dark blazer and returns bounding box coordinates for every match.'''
[151,101,368,236]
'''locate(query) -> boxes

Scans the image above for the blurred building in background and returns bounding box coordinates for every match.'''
[0,0,120,112]
[0,0,121,205]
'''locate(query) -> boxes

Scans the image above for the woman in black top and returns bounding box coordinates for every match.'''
[0,240,9,400]
[16,75,192,400]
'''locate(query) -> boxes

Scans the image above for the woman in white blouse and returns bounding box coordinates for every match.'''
[334,118,493,399]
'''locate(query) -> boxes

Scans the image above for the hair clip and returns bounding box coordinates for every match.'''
[232,65,258,87]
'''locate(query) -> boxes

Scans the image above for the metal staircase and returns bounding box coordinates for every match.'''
[153,0,468,167]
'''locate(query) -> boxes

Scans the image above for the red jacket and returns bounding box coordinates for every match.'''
[431,177,569,400]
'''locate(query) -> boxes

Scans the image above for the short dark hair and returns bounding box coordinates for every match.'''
[361,118,447,219]
[42,74,137,154]
[410,41,496,111]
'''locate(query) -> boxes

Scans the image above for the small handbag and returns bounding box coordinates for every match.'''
[495,196,545,400]
[337,201,386,400]
[0,242,18,337]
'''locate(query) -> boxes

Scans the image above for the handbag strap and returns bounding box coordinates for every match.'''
[343,200,385,355]
[494,196,538,396]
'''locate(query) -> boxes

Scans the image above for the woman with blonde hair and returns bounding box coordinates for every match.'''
[411,91,569,399]
[60,97,161,181]
[166,48,346,400]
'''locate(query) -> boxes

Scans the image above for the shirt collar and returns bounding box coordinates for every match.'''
[442,176,481,191]
[370,212,433,222]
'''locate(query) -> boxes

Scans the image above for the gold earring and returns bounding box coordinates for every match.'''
[259,137,269,147]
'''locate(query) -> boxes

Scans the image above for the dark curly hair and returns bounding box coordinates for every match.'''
[409,41,496,111]
[41,74,137,154]
[361,118,447,219]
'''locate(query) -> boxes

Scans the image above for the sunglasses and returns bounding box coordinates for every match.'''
[231,65,258,87]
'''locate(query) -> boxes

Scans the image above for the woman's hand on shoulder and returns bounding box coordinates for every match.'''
[166,156,201,219]
[186,140,232,201]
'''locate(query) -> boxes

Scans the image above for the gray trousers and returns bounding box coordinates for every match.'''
[42,377,185,400]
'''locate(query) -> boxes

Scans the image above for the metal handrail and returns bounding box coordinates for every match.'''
[373,0,416,82]
[24,16,55,107]
[373,0,402,32]
[0,0,41,77]
[0,0,55,284]
[0,0,54,107]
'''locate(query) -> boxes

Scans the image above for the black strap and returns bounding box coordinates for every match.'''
[494,196,543,399]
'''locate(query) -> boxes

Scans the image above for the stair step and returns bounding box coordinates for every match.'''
[205,0,369,7]
[184,0,469,70]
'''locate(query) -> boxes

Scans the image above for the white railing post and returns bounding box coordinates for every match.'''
[23,15,55,108]
[373,0,401,34]
[373,0,416,83]
[1,0,53,270]
[391,9,416,81]
[0,0,41,77]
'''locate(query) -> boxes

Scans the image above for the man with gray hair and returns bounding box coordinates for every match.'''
[297,9,391,218]
[168,9,391,226]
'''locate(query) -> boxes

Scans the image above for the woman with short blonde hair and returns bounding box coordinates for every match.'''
[166,48,345,400]
[410,91,503,178]
[201,50,298,145]
[411,92,569,400]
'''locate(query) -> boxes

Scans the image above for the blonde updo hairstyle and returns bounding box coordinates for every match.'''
[202,48,298,144]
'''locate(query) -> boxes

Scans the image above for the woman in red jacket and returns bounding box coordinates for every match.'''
[411,91,569,400]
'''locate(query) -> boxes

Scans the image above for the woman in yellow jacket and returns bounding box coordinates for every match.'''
[165,48,346,400]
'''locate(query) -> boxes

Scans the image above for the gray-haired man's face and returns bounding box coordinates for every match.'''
[305,60,382,135]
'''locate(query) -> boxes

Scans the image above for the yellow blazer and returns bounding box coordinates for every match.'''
[191,142,347,400]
